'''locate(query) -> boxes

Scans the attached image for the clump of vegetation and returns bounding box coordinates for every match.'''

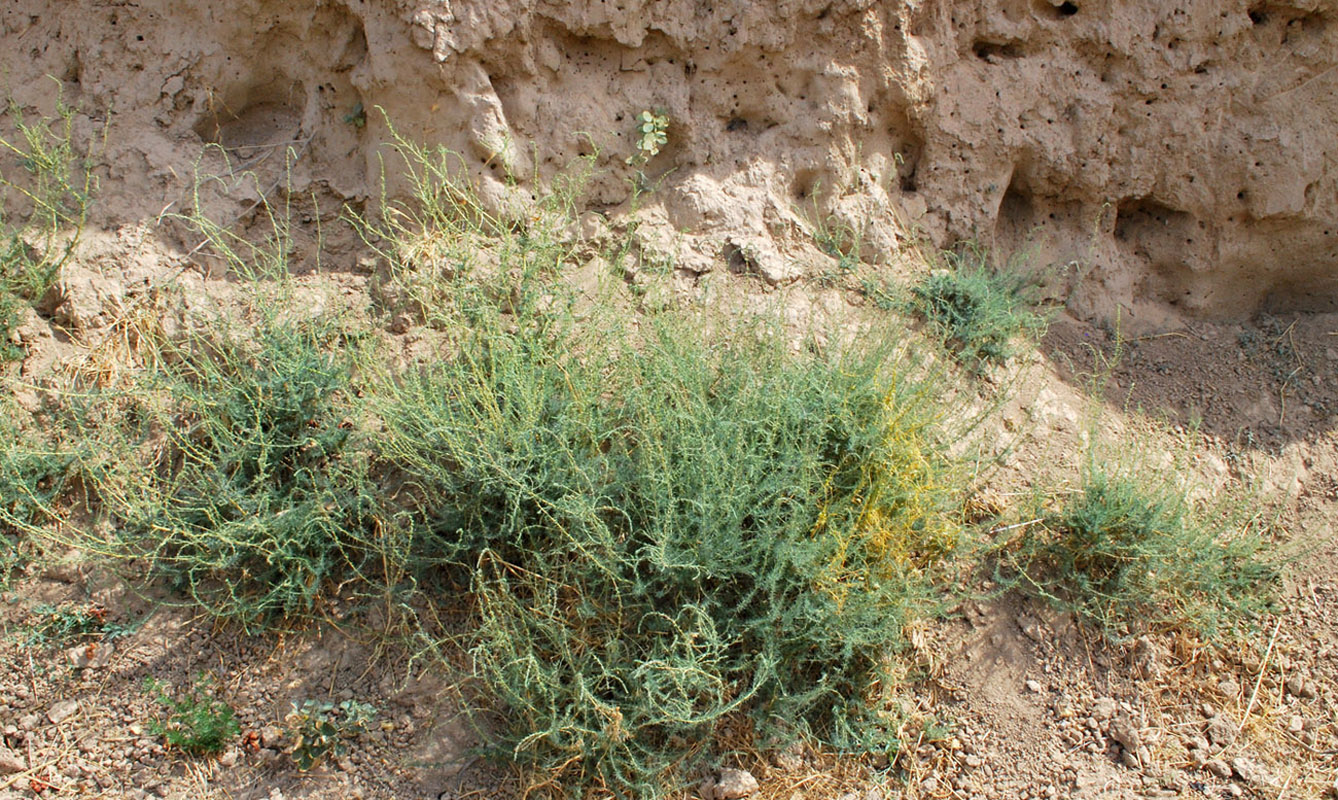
[908,247,1042,368]
[626,109,669,167]
[0,93,100,343]
[1002,453,1280,640]
[286,699,377,771]
[82,315,377,622]
[21,601,126,646]
[364,133,962,793]
[145,675,240,755]
[0,399,77,584]
[379,303,956,795]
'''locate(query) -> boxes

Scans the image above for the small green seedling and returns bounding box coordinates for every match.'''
[22,602,127,646]
[626,110,669,167]
[286,699,377,771]
[145,675,240,755]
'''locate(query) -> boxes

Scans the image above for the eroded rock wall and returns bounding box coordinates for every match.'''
[4,0,1335,320]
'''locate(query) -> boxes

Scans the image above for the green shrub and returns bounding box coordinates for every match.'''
[82,316,377,622]
[145,675,240,755]
[0,399,77,583]
[1004,455,1280,640]
[908,247,1042,368]
[0,94,99,303]
[375,262,957,795]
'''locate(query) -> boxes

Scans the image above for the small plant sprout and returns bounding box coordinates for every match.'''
[626,110,669,167]
[286,699,377,771]
[144,675,240,755]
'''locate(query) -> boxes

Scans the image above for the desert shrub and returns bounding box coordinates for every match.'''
[0,400,77,585]
[375,258,958,795]
[80,316,378,622]
[1003,455,1280,640]
[908,247,1042,368]
[351,117,589,331]
[0,95,99,303]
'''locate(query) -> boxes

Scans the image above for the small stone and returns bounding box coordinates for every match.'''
[217,750,238,768]
[66,640,115,671]
[19,714,39,731]
[1285,675,1306,697]
[965,754,983,769]
[1288,715,1305,734]
[1092,697,1118,720]
[710,768,759,800]
[1205,716,1237,747]
[1225,785,1243,798]
[0,748,25,774]
[1120,749,1141,769]
[1231,757,1261,784]
[259,726,283,748]
[1026,680,1043,693]
[47,699,79,725]
[1217,679,1240,697]
[1204,759,1231,779]
[1109,715,1142,751]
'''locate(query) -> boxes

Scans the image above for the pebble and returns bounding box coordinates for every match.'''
[47,699,80,725]
[1230,757,1261,784]
[1204,759,1231,779]
[1109,715,1141,751]
[1092,697,1118,720]
[0,747,25,774]
[1205,715,1237,746]
[1287,715,1305,734]
[702,768,759,800]
[260,726,283,748]
[1026,680,1043,693]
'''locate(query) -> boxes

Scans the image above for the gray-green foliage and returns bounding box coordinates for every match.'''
[375,257,957,794]
[908,247,1042,368]
[84,316,376,621]
[0,95,99,350]
[1004,453,1280,640]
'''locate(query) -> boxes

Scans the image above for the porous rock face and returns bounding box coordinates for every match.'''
[5,0,1336,320]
